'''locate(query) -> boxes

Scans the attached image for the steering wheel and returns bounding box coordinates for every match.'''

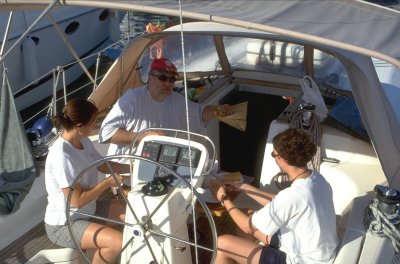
[66,154,217,264]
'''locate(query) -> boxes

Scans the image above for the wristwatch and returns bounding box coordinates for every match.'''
[220,194,230,207]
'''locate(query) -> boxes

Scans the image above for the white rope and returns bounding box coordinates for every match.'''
[23,61,110,126]
[176,1,200,262]
[288,109,322,171]
[20,34,132,125]
[51,68,57,116]
[367,198,400,253]
[93,52,102,91]
[49,66,64,116]
[62,67,67,105]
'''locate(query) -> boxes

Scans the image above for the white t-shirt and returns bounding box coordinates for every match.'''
[99,85,205,159]
[252,171,339,264]
[44,136,102,225]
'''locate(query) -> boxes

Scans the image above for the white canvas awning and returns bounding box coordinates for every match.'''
[1,0,399,66]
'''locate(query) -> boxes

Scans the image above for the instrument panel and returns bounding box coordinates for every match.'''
[133,135,208,186]
[141,141,201,168]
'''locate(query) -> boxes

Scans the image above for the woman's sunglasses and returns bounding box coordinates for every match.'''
[151,73,176,83]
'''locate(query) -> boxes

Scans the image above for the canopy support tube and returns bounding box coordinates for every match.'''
[304,46,314,77]
[47,13,96,86]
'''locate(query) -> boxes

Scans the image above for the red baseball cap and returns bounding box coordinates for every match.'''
[150,58,177,75]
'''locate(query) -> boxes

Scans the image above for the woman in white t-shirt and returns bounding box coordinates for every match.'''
[213,128,339,264]
[44,98,129,264]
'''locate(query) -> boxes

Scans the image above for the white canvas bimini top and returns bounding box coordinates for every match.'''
[1,0,399,66]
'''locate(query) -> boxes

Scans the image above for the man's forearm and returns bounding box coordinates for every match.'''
[240,183,275,206]
[110,128,137,145]
[202,105,218,122]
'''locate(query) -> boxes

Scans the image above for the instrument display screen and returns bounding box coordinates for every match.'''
[142,141,201,168]
[159,144,180,163]
[177,147,200,167]
[141,142,161,160]
[162,145,179,157]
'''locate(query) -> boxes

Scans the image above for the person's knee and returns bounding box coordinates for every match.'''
[111,232,123,250]
[102,230,122,254]
[218,234,235,249]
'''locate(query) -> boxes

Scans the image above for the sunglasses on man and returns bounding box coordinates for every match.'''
[151,73,176,83]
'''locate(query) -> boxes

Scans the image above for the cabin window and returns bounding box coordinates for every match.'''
[223,36,306,77]
[99,10,109,21]
[313,49,351,91]
[222,36,352,92]
[139,34,218,79]
[31,36,40,46]
[65,21,80,35]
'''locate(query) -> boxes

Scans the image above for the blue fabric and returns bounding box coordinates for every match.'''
[259,246,286,264]
[328,97,368,140]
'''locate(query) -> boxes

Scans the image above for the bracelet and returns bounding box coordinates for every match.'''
[220,194,230,207]
[228,206,239,213]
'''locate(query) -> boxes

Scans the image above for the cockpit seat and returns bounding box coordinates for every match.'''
[25,248,81,264]
[258,118,387,264]
[259,119,385,215]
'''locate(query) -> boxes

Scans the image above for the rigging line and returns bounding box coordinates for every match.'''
[93,52,102,91]
[289,110,322,171]
[178,0,191,168]
[52,67,63,116]
[47,13,96,86]
[13,35,130,97]
[177,1,199,263]
[0,0,58,65]
[0,11,13,57]
[62,68,67,104]
[22,70,108,126]
[177,1,193,178]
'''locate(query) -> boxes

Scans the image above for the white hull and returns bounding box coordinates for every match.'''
[0,7,120,111]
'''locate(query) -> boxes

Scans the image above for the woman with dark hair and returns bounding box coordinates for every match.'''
[44,98,128,264]
[213,128,338,264]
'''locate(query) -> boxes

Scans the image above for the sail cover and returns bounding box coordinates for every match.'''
[0,65,38,214]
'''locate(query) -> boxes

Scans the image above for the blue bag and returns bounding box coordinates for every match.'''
[328,97,368,140]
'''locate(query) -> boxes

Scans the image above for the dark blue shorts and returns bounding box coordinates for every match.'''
[259,246,286,264]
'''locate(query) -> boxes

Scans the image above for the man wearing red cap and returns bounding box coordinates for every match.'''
[99,58,233,161]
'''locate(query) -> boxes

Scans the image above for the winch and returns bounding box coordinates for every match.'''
[361,185,400,263]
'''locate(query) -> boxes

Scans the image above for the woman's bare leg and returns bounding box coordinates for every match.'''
[81,222,123,264]
[78,198,126,263]
[108,199,126,222]
[216,234,262,264]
